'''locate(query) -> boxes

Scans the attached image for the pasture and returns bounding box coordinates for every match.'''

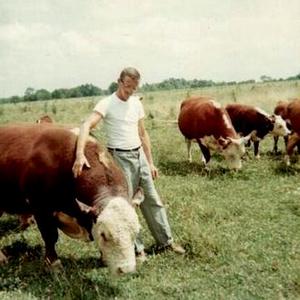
[0,80,299,299]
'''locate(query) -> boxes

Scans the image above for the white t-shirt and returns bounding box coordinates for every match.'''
[94,93,145,149]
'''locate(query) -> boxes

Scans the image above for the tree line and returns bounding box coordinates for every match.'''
[1,73,299,104]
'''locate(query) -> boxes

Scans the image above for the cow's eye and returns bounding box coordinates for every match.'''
[101,232,108,242]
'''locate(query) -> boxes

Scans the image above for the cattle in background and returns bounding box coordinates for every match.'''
[178,96,251,170]
[273,100,300,155]
[36,115,53,124]
[225,103,290,158]
[0,124,140,276]
[284,99,300,165]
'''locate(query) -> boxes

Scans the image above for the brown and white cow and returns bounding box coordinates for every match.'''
[273,101,290,154]
[225,103,290,158]
[0,124,140,276]
[283,99,300,165]
[178,96,251,170]
[273,100,300,155]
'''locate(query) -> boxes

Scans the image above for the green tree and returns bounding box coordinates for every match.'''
[35,89,51,100]
[24,87,36,101]
[108,82,118,94]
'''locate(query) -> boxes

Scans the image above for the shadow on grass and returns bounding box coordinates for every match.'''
[273,161,300,176]
[158,160,236,178]
[0,216,22,238]
[0,240,123,298]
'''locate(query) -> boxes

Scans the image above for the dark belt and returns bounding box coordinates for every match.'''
[107,146,141,152]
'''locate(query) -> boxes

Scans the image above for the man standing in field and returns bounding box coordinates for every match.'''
[72,67,185,261]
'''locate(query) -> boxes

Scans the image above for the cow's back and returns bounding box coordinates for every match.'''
[0,124,77,211]
[0,124,127,212]
[226,103,272,137]
[226,104,257,133]
[178,97,235,139]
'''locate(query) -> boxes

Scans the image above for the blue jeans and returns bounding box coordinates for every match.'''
[109,148,173,253]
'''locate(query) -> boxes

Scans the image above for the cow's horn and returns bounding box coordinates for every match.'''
[76,199,97,215]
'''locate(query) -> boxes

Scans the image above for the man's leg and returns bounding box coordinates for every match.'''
[109,151,145,254]
[139,150,173,246]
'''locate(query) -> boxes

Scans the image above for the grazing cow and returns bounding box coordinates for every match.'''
[284,99,300,165]
[0,124,140,276]
[273,100,300,155]
[178,96,251,170]
[225,103,290,158]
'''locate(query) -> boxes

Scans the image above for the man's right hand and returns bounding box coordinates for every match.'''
[72,154,91,178]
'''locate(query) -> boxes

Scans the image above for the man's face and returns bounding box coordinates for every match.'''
[117,75,139,100]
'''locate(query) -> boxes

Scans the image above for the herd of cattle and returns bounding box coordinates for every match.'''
[178,96,300,169]
[0,96,299,276]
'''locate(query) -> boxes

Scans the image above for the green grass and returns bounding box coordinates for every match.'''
[0,81,300,299]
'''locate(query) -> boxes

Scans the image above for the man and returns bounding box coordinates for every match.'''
[72,67,185,261]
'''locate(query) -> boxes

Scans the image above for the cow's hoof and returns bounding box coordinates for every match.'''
[0,251,8,265]
[283,155,291,166]
[45,258,63,272]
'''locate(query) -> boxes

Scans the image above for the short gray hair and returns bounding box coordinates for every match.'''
[119,67,140,81]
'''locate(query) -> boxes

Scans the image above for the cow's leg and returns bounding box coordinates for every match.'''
[0,250,8,265]
[273,136,279,154]
[34,212,61,268]
[245,139,251,148]
[0,211,8,264]
[253,141,260,158]
[297,141,300,154]
[196,139,211,165]
[186,138,192,162]
[19,214,34,230]
[285,132,300,166]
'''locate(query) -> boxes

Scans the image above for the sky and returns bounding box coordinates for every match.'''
[0,0,299,98]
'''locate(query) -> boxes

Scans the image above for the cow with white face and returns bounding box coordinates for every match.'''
[282,99,300,165]
[225,103,290,158]
[0,124,141,276]
[178,97,251,170]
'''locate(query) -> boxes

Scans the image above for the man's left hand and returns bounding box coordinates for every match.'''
[150,164,159,179]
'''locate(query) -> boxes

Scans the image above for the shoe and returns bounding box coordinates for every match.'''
[153,243,186,255]
[136,250,147,263]
[167,243,186,254]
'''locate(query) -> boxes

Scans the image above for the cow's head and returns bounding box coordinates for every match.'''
[92,197,140,276]
[270,115,291,136]
[54,197,140,276]
[217,133,252,170]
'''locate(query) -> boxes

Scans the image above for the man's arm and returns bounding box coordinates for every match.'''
[138,118,158,179]
[72,111,102,178]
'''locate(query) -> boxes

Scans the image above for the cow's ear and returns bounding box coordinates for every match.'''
[76,199,98,220]
[218,137,230,149]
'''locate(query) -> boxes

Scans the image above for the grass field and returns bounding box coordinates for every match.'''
[0,80,300,299]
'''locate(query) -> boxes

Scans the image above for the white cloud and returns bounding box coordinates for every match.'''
[0,0,299,97]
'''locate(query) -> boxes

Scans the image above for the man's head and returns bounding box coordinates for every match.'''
[117,67,140,101]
